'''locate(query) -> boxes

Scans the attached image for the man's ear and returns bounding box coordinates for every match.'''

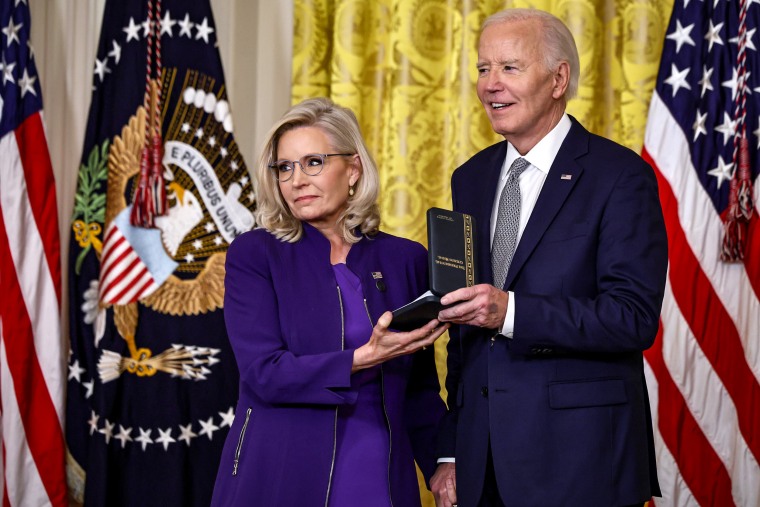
[553,61,570,99]
[349,154,363,187]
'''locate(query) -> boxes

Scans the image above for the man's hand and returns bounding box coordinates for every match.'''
[431,462,457,507]
[437,284,508,329]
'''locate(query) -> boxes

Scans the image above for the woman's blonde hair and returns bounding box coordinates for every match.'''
[254,97,380,243]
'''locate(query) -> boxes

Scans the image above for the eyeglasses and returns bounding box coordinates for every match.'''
[268,153,354,182]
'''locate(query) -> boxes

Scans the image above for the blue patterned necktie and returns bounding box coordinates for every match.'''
[491,157,529,289]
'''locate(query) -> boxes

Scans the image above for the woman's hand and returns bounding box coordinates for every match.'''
[352,312,449,372]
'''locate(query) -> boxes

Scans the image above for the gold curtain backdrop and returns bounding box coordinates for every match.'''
[291,0,672,504]
[292,0,674,237]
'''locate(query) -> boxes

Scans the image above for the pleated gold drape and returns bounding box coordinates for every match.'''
[292,0,674,237]
[291,0,673,505]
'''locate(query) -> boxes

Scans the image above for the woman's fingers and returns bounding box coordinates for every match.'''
[375,311,393,330]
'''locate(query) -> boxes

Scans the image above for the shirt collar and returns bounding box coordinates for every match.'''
[503,113,572,177]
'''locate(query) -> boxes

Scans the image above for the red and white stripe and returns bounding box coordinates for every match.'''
[98,223,160,305]
[643,91,760,506]
[0,112,67,506]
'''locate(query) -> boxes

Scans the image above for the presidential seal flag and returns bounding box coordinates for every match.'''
[66,1,255,505]
[0,1,67,505]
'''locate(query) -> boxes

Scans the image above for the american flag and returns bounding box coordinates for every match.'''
[642,0,760,504]
[0,0,67,505]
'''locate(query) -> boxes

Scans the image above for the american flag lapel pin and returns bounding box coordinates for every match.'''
[371,272,386,292]
[561,174,572,180]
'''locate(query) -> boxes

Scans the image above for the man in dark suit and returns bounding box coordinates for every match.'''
[430,8,667,507]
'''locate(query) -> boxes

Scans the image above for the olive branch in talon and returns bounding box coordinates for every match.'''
[97,344,221,383]
[71,139,110,274]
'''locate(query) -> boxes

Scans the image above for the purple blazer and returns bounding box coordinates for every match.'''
[210,223,445,506]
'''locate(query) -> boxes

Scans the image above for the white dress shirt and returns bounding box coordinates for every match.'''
[492,114,572,338]
[437,115,574,466]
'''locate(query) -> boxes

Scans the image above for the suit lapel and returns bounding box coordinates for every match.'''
[503,120,590,289]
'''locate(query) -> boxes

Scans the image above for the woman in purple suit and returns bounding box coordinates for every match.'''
[210,97,448,506]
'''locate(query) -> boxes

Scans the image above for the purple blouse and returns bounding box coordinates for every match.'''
[330,263,391,507]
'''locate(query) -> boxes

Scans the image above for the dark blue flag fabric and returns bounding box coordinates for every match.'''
[66,2,255,505]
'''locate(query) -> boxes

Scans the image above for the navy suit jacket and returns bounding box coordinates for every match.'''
[438,117,667,506]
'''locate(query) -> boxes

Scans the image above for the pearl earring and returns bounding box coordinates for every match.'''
[349,186,355,196]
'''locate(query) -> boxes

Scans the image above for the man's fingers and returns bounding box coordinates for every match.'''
[439,302,478,323]
[446,476,457,502]
[438,289,489,321]
[440,282,494,306]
